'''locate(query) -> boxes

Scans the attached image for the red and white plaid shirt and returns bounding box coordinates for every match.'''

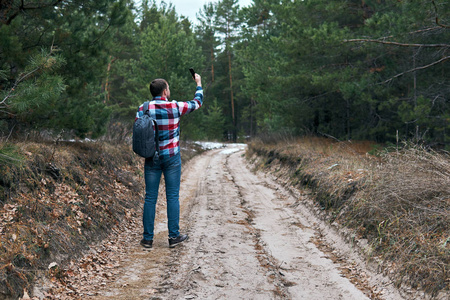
[135,86,203,158]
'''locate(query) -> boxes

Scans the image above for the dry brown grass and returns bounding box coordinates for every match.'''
[348,146,449,294]
[247,137,449,297]
[0,139,203,299]
[0,141,144,299]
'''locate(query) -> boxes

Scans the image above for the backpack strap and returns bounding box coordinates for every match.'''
[144,101,159,161]
[143,101,149,115]
[153,119,160,161]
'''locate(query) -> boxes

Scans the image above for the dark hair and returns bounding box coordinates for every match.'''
[149,79,168,97]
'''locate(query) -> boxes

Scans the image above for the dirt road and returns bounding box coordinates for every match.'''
[40,144,405,299]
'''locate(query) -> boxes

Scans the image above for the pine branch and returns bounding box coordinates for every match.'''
[380,55,450,84]
[1,0,64,25]
[432,0,450,29]
[89,23,112,46]
[1,68,39,108]
[344,39,449,48]
[373,26,443,41]
[1,45,57,108]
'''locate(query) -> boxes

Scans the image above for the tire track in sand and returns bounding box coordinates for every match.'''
[90,144,404,300]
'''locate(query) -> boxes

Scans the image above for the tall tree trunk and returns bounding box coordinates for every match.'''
[104,56,117,104]
[250,97,255,137]
[228,49,236,142]
[211,47,215,82]
[413,49,418,141]
[346,99,351,140]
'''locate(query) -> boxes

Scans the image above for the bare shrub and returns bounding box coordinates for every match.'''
[101,121,132,145]
[349,145,449,294]
[253,130,296,145]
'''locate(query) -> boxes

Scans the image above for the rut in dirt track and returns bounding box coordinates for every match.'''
[154,144,370,300]
[86,144,403,300]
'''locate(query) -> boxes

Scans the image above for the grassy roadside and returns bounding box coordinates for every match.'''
[0,140,203,299]
[247,136,449,297]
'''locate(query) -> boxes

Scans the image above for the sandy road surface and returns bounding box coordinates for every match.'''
[83,144,404,300]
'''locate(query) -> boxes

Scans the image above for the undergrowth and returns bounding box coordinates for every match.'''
[247,136,449,297]
[0,141,144,299]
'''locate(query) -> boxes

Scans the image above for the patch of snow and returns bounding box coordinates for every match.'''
[220,144,247,155]
[220,148,240,155]
[194,141,226,150]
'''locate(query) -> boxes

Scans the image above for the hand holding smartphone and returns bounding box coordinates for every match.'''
[189,68,196,79]
[189,68,201,87]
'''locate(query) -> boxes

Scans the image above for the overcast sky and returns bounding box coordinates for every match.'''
[140,0,254,24]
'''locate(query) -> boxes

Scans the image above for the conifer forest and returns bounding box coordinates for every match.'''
[0,2,449,299]
[0,0,449,146]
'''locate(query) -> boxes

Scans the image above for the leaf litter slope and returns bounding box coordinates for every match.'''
[40,144,404,299]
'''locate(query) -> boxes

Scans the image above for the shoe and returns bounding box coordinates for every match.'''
[168,234,189,248]
[140,239,153,248]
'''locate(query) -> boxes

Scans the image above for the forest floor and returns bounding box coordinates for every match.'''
[29,144,419,300]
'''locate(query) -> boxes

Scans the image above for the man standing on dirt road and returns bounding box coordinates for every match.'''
[136,74,203,249]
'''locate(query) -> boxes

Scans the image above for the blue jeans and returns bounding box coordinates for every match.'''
[143,153,181,240]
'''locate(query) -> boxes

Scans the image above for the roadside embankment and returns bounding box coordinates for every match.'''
[0,140,203,299]
[247,137,449,298]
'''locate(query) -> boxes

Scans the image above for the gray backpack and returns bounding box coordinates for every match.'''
[132,101,160,160]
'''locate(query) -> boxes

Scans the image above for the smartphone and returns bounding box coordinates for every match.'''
[189,68,196,79]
